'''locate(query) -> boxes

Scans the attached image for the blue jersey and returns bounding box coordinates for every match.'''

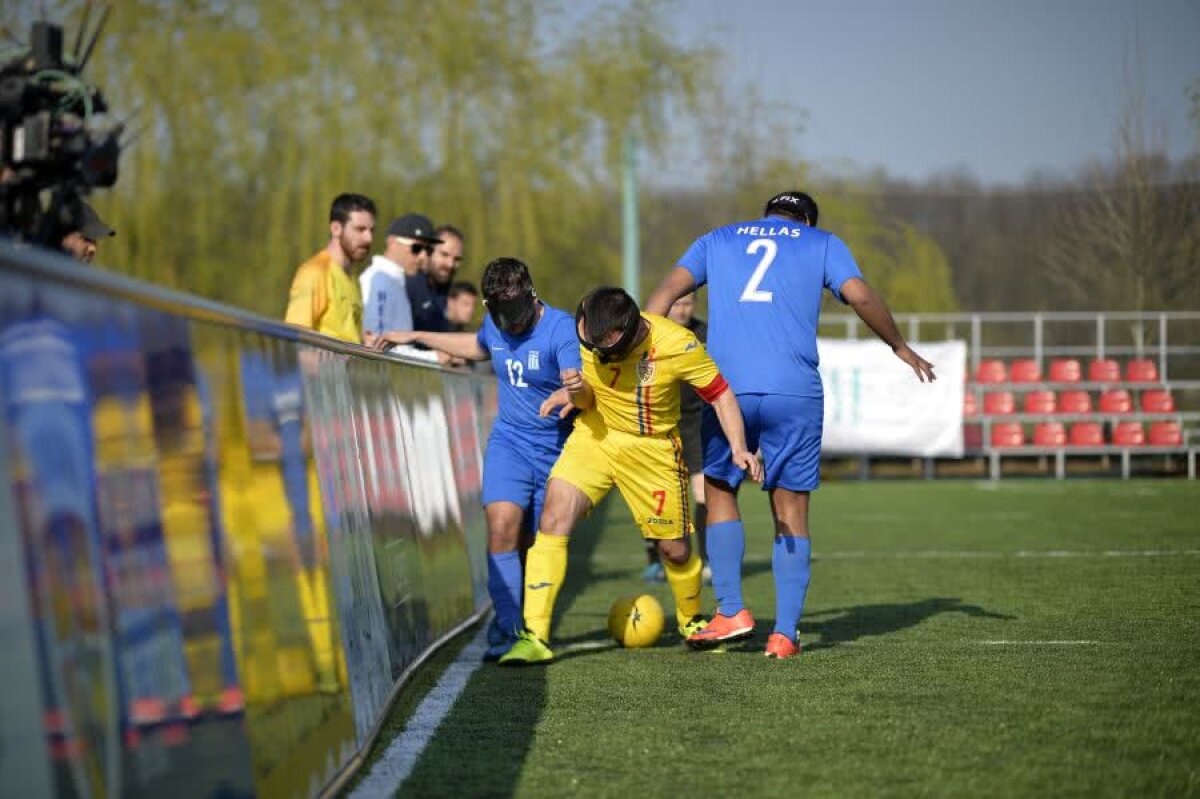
[477,303,581,443]
[678,216,863,398]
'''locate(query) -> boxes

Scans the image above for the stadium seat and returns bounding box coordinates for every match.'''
[963,424,983,450]
[1023,390,1056,414]
[975,359,1007,384]
[1068,422,1104,446]
[983,391,1015,415]
[990,422,1025,448]
[1048,358,1082,383]
[1033,421,1066,447]
[964,392,978,417]
[1112,421,1145,447]
[1057,390,1093,414]
[1098,389,1133,414]
[1148,421,1183,447]
[1141,390,1175,413]
[1088,358,1120,382]
[1125,358,1159,383]
[1009,359,1041,383]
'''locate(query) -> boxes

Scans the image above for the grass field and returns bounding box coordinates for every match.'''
[365,480,1200,797]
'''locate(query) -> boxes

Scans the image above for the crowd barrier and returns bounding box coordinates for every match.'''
[0,241,493,798]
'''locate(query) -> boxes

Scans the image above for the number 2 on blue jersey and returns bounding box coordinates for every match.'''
[740,238,777,303]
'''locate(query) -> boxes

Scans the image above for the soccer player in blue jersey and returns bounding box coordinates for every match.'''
[374,257,581,660]
[646,191,936,659]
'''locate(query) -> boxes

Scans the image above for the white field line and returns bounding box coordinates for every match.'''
[350,625,489,799]
[818,549,1200,559]
[976,640,1100,645]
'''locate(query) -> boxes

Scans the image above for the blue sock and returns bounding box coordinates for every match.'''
[707,520,746,616]
[487,550,523,632]
[772,535,811,641]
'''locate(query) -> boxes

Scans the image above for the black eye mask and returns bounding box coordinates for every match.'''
[578,308,641,363]
[487,290,537,333]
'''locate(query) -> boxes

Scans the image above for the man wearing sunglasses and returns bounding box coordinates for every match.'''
[360,212,442,345]
[372,258,582,661]
[499,287,761,666]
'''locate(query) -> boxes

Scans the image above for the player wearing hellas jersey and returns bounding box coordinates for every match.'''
[646,191,936,659]
[375,257,581,660]
[499,287,761,666]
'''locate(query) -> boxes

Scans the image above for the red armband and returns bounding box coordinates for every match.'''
[696,374,729,404]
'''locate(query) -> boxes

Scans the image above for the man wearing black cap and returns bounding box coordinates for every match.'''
[60,201,114,264]
[359,212,442,342]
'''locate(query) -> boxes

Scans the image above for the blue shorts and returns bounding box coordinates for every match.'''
[481,427,565,532]
[702,393,823,492]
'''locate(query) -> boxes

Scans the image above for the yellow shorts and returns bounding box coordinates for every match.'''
[550,423,691,540]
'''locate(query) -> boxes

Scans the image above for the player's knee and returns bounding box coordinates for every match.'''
[656,537,691,565]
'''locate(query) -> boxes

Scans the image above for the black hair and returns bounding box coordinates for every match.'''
[481,257,534,301]
[577,286,639,346]
[763,191,818,226]
[435,224,465,243]
[330,193,377,224]
[448,280,478,299]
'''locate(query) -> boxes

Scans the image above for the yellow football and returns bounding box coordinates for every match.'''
[607,594,665,648]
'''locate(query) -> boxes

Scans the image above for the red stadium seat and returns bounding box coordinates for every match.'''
[983,392,1015,415]
[990,422,1025,448]
[964,392,978,417]
[1098,389,1132,414]
[1125,358,1159,383]
[1048,358,1082,383]
[1112,421,1145,447]
[1088,358,1120,382]
[1057,390,1093,414]
[964,424,983,450]
[1141,390,1175,413]
[1023,390,1056,414]
[1068,422,1103,447]
[975,359,1007,384]
[1148,421,1183,447]
[1009,359,1041,383]
[1033,422,1066,447]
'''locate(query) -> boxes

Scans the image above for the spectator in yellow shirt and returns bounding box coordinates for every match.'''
[285,193,376,344]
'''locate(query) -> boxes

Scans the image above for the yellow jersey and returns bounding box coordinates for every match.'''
[580,313,727,437]
[285,251,363,344]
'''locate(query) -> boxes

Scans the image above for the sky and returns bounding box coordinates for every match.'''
[663,0,1200,185]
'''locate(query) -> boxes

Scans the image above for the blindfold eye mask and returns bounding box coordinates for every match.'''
[577,306,641,363]
[486,289,537,332]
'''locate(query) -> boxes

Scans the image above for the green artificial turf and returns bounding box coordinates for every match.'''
[375,480,1200,797]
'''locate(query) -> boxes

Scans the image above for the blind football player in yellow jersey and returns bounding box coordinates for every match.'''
[500,287,761,665]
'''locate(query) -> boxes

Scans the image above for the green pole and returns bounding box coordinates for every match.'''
[622,132,639,301]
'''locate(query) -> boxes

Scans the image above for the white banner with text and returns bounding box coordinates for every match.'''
[817,339,966,457]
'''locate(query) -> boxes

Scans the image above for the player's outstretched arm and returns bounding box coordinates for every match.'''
[840,278,936,383]
[645,266,697,316]
[709,387,763,483]
[373,330,489,361]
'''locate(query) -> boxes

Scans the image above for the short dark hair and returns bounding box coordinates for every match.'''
[577,286,639,345]
[330,193,377,224]
[481,257,534,301]
[435,224,465,243]
[448,281,478,300]
[763,191,818,226]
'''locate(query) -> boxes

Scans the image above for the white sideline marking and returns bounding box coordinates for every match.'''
[350,625,489,799]
[818,549,1200,560]
[977,640,1099,645]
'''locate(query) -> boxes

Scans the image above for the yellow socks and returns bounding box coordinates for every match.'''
[522,533,569,641]
[663,547,703,628]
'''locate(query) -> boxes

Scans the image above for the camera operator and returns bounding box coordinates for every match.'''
[59,201,114,264]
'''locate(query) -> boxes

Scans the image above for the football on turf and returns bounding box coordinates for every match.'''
[607,594,665,648]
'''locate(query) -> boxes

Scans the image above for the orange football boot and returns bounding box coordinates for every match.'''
[764,632,800,659]
[685,608,755,650]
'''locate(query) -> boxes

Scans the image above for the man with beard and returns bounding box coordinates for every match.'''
[285,193,376,344]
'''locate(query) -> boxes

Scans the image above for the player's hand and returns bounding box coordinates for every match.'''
[539,387,576,419]
[561,368,584,393]
[894,344,936,383]
[372,330,419,350]
[732,449,762,482]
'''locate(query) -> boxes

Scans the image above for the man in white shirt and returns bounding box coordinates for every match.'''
[359,213,442,343]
